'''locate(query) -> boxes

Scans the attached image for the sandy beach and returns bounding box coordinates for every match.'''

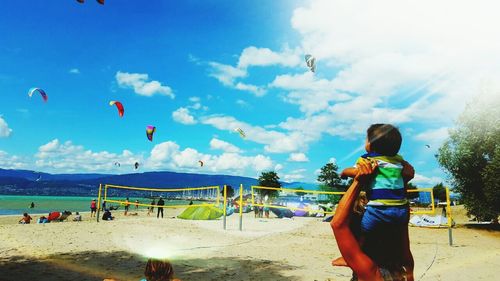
[0,206,499,281]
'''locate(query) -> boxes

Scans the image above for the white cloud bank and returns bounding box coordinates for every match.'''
[172,107,196,125]
[0,116,12,138]
[116,71,174,98]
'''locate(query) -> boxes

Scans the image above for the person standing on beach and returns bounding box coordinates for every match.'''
[90,199,97,218]
[135,199,140,210]
[148,199,156,216]
[124,197,130,216]
[157,196,165,218]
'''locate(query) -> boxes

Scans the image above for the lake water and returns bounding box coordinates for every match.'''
[0,195,205,215]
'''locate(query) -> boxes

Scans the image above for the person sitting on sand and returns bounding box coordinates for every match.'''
[19,213,33,224]
[332,158,415,281]
[73,212,82,221]
[37,216,49,224]
[102,209,114,221]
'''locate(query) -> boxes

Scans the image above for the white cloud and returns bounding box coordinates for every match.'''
[282,169,307,182]
[35,139,142,173]
[236,99,250,108]
[201,115,310,153]
[328,157,337,165]
[209,138,241,153]
[172,107,197,125]
[288,152,309,162]
[69,68,80,74]
[274,163,284,171]
[116,71,174,98]
[147,140,273,175]
[237,46,302,69]
[0,116,12,138]
[0,150,27,169]
[414,127,449,143]
[410,173,444,187]
[208,62,247,86]
[235,82,266,96]
[189,96,200,103]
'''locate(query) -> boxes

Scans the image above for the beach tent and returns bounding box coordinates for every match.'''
[293,203,309,217]
[177,205,223,220]
[270,207,294,219]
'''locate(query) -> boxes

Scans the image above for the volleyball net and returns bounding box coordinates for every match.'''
[97,184,221,217]
[249,186,345,216]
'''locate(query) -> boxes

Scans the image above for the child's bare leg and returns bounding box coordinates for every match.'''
[401,224,414,281]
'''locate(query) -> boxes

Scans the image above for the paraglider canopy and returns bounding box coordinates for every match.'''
[146,125,156,141]
[305,54,316,73]
[235,127,246,138]
[28,88,48,102]
[109,101,124,117]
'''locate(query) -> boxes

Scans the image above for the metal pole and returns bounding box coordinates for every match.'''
[446,187,453,246]
[96,184,102,222]
[223,185,227,230]
[239,184,243,231]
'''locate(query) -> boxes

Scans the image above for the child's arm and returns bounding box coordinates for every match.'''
[340,167,358,179]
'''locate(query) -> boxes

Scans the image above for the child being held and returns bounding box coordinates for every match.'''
[333,124,414,272]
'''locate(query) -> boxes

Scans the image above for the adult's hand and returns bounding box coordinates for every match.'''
[354,158,378,183]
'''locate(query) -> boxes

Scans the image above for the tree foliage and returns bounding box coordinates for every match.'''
[406,182,420,200]
[437,93,500,220]
[295,187,307,197]
[257,171,281,198]
[317,162,344,203]
[432,183,447,202]
[221,185,235,199]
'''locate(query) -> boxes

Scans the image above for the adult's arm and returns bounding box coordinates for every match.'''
[331,159,382,281]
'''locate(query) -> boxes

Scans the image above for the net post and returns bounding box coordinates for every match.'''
[239,184,243,231]
[223,185,227,230]
[96,184,102,222]
[446,187,453,246]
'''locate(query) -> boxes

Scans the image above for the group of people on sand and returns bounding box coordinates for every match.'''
[331,124,416,281]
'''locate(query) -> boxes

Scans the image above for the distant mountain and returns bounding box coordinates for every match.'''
[0,168,317,197]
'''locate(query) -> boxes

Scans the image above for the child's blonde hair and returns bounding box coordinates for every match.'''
[144,258,175,281]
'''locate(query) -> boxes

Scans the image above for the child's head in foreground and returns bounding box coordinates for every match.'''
[365,124,402,156]
[144,258,175,281]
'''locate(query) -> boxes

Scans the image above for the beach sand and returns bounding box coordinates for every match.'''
[0,206,499,281]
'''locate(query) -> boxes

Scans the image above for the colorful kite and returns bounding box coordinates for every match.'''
[305,54,316,73]
[235,128,246,138]
[109,101,124,117]
[77,0,104,4]
[146,125,156,141]
[28,88,48,102]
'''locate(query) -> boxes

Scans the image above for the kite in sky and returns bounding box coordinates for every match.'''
[305,54,316,73]
[134,162,140,170]
[235,128,246,138]
[77,0,104,4]
[109,101,124,117]
[146,125,156,141]
[425,144,431,148]
[114,162,121,167]
[198,160,204,167]
[28,88,48,102]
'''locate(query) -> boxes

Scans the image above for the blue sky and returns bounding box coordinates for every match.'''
[1,0,499,186]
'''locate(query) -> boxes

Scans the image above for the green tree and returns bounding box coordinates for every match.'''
[437,93,500,221]
[432,183,447,202]
[221,185,235,199]
[295,187,307,197]
[317,162,342,188]
[257,171,281,198]
[317,162,344,203]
